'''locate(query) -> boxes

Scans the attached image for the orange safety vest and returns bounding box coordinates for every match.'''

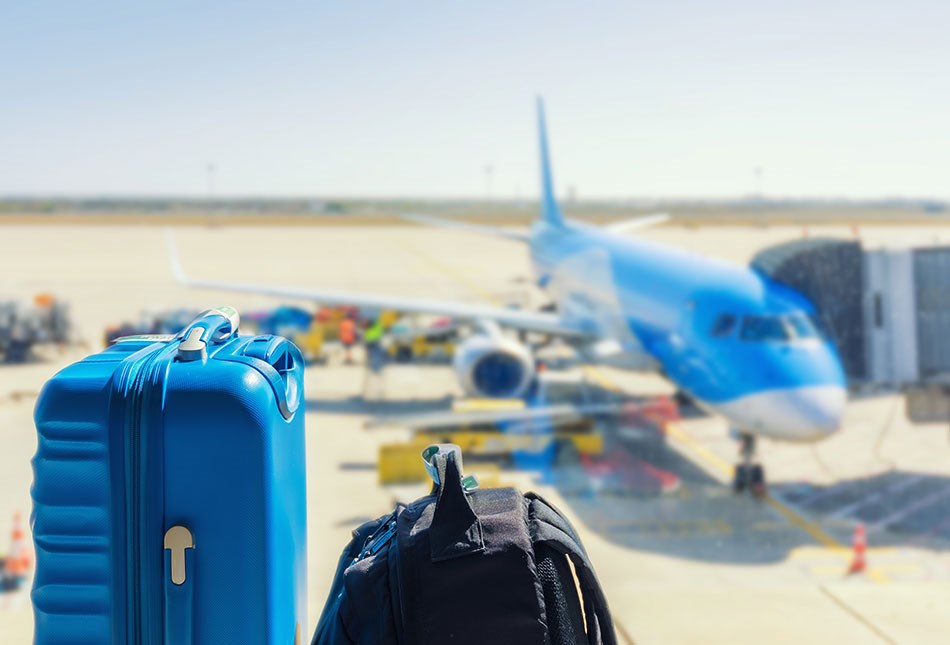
[339,319,356,344]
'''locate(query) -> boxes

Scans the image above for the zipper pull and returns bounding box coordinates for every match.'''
[164,526,195,584]
[164,526,195,645]
[358,518,397,561]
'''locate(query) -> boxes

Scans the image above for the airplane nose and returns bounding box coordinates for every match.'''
[714,384,847,441]
[783,385,846,437]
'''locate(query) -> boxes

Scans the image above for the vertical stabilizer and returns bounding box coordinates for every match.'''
[537,98,565,227]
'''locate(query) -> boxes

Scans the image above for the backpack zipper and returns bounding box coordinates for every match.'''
[344,509,408,643]
[358,516,397,561]
[356,510,406,644]
[387,519,407,645]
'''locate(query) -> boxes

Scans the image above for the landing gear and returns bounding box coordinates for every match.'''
[732,433,767,498]
[673,389,693,410]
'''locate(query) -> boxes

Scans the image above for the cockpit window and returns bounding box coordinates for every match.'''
[740,315,789,341]
[786,312,819,339]
[740,312,823,342]
[709,313,737,337]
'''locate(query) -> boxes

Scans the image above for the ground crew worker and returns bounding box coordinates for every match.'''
[362,319,387,400]
[339,314,357,364]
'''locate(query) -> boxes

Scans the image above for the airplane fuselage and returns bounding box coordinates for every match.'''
[530,220,847,442]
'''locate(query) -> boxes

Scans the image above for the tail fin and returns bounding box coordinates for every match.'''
[537,98,565,227]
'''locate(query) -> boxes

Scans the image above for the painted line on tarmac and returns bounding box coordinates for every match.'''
[615,621,636,645]
[664,423,732,478]
[819,585,897,645]
[760,494,842,551]
[828,474,924,520]
[791,478,866,509]
[867,485,950,533]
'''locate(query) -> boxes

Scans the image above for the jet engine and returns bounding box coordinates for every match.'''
[453,335,535,399]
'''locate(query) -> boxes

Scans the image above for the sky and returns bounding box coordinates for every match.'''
[3,1,950,200]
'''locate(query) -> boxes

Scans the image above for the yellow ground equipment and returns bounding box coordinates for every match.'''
[443,400,602,454]
[385,315,462,363]
[291,326,324,361]
[379,309,400,328]
[388,334,456,361]
[376,397,603,485]
[410,425,602,458]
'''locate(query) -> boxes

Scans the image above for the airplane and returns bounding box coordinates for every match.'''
[169,99,847,493]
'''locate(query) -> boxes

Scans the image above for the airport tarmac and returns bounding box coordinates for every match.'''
[1,222,950,643]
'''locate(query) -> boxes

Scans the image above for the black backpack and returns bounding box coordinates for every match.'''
[313,447,617,645]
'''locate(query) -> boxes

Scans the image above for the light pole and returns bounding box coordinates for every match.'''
[206,163,216,199]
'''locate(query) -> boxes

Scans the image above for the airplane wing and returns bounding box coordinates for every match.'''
[604,213,670,234]
[167,231,594,339]
[400,213,531,242]
[365,400,641,431]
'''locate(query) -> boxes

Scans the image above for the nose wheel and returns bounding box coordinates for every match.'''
[732,432,766,498]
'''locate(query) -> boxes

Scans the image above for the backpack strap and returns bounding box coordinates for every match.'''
[526,493,618,645]
[311,515,389,645]
[429,451,485,562]
[535,541,587,645]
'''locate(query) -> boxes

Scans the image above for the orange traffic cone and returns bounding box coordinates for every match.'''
[3,512,32,580]
[847,522,867,575]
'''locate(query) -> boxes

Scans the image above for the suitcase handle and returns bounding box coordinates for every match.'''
[239,335,305,419]
[177,307,240,345]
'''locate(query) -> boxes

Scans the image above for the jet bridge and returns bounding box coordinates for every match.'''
[751,238,865,380]
[752,238,950,421]
[862,245,950,390]
[866,246,950,422]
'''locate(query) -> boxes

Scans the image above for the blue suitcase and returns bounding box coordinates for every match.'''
[31,308,307,644]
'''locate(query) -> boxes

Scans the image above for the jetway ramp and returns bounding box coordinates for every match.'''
[753,238,950,421]
[752,238,865,380]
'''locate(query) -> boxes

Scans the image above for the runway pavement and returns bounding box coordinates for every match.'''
[1,223,949,643]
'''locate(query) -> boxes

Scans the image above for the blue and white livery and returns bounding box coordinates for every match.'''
[170,100,848,487]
